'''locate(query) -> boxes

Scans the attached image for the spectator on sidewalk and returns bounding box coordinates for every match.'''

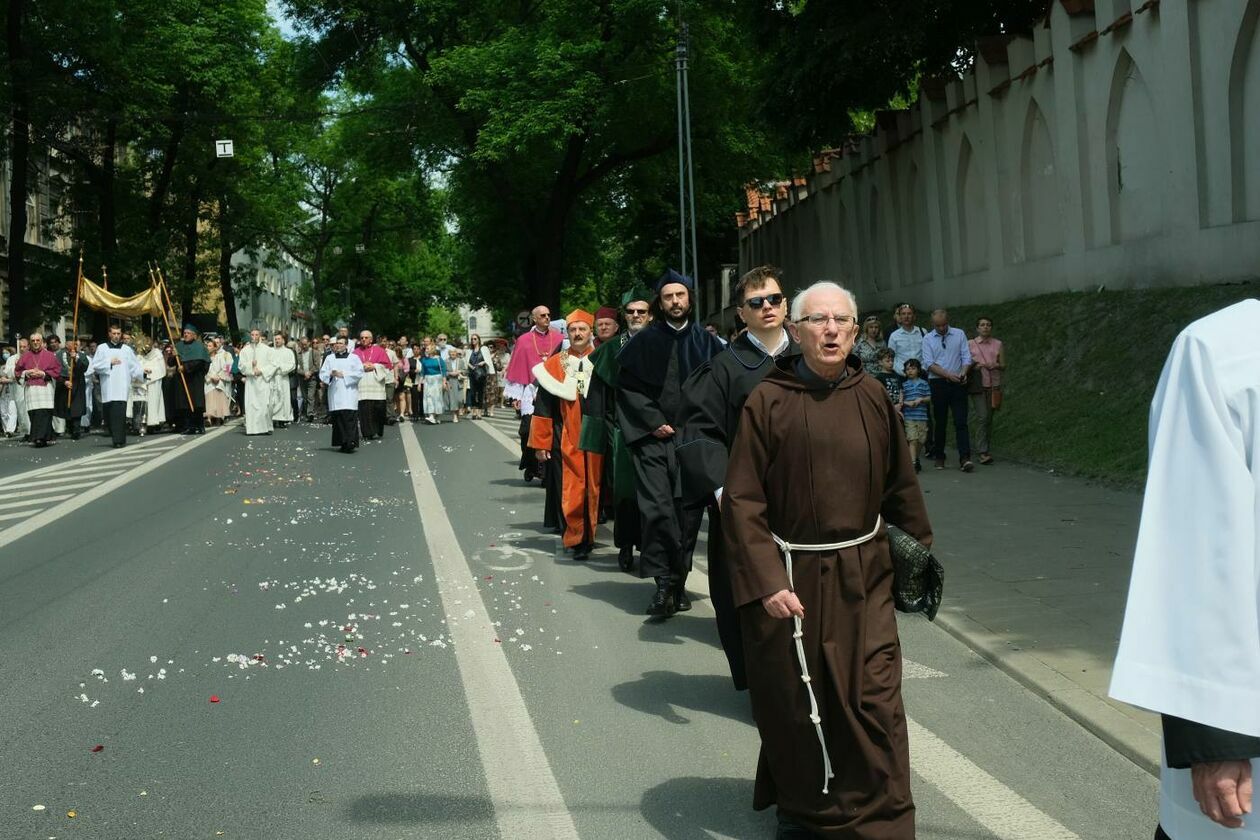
[901,359,931,473]
[887,303,927,377]
[855,315,886,375]
[1110,298,1260,840]
[967,316,1005,466]
[921,308,974,472]
[873,347,903,411]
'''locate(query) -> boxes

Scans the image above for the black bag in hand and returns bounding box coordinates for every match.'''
[888,525,944,621]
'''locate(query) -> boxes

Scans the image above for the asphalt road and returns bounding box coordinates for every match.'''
[0,418,1158,839]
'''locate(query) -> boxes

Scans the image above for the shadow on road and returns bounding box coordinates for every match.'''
[638,613,721,650]
[612,671,754,726]
[641,776,772,839]
[345,791,496,824]
[569,578,649,615]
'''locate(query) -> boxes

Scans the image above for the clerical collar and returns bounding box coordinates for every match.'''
[108,342,123,349]
[667,320,689,333]
[532,327,549,336]
[746,328,789,357]
[795,355,849,388]
[335,350,349,358]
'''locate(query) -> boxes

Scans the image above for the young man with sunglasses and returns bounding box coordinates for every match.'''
[677,265,797,690]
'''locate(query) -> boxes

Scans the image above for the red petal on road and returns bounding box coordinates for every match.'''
[90,744,104,752]
[484,575,494,581]
[209,695,221,704]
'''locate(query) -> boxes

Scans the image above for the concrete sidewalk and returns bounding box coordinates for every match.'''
[916,461,1160,774]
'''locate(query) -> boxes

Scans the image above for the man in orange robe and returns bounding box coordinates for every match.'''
[529,309,605,561]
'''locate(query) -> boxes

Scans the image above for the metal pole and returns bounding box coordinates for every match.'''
[675,35,687,278]
[680,23,700,297]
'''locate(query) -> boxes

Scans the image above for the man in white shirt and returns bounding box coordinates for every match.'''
[886,303,927,377]
[319,336,364,453]
[90,325,144,448]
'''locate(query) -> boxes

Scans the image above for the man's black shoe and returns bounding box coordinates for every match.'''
[646,584,676,617]
[572,543,591,562]
[674,588,692,612]
[618,545,635,572]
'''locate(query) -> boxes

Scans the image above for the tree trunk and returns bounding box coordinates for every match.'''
[99,118,118,267]
[522,209,567,313]
[180,187,199,321]
[5,0,30,339]
[218,195,239,339]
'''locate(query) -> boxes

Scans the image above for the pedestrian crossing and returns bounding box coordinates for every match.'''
[0,433,189,535]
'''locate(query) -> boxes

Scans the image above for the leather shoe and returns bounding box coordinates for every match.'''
[572,543,591,562]
[617,545,635,572]
[674,587,692,612]
[646,584,676,617]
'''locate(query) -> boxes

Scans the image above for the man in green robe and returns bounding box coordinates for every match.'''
[173,324,211,435]
[582,287,652,571]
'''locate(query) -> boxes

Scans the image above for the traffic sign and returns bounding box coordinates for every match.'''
[215,140,235,158]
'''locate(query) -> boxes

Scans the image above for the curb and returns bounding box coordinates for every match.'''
[932,607,1161,777]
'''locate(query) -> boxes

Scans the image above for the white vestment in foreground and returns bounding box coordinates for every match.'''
[1110,299,1260,840]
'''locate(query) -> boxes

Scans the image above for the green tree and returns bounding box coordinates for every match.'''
[283,0,779,314]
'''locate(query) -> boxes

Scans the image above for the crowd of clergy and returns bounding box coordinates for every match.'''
[506,268,1257,840]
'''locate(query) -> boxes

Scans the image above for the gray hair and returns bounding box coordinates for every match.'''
[790,281,859,322]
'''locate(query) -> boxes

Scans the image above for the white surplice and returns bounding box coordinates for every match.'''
[127,349,167,425]
[239,341,276,434]
[206,349,233,396]
[271,344,296,422]
[1110,299,1260,839]
[91,342,143,404]
[319,352,364,411]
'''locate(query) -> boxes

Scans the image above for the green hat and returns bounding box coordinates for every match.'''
[619,287,652,307]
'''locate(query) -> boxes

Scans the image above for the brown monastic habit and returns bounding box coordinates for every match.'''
[723,354,932,839]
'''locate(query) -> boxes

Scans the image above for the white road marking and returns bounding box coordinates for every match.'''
[402,423,579,839]
[15,464,129,481]
[0,510,33,523]
[11,433,179,480]
[474,415,526,458]
[0,493,75,512]
[907,718,1081,838]
[0,425,231,549]
[2,477,98,497]
[903,660,948,680]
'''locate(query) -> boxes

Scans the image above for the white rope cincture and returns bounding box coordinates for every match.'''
[771,515,883,796]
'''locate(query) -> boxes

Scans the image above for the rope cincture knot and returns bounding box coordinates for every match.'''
[770,516,883,796]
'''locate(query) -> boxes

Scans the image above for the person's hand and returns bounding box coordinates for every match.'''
[362,362,374,371]
[761,589,804,619]
[1192,760,1253,828]
[111,357,121,366]
[536,449,551,461]
[512,399,521,410]
[652,424,675,439]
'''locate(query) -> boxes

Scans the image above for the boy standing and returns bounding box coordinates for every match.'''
[874,348,903,411]
[901,358,931,473]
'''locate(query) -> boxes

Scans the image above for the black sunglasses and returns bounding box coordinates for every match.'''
[744,293,785,309]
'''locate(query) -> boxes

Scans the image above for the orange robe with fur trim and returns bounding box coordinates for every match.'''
[528,351,604,548]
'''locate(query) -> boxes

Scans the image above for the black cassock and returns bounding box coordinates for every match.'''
[676,331,798,691]
[615,319,724,585]
[54,350,90,422]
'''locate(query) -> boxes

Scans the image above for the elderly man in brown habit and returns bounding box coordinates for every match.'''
[724,280,933,839]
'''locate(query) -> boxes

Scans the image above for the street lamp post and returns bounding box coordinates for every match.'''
[675,22,700,308]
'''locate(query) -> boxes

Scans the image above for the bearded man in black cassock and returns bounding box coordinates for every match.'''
[677,265,797,690]
[617,269,724,616]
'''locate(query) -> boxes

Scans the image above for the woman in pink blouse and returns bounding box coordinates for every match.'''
[967,316,1005,465]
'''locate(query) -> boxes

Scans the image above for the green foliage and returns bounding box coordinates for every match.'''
[746,1,1046,148]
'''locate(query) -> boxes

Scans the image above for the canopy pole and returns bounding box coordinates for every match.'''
[66,252,84,410]
[151,264,194,411]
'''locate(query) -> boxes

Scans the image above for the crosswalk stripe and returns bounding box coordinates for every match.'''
[0,510,32,523]
[26,465,128,481]
[4,475,99,495]
[0,492,77,511]
[11,433,180,481]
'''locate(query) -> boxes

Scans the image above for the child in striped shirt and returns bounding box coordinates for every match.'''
[901,358,931,473]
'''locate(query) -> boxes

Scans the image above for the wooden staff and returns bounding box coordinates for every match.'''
[66,252,84,409]
[149,263,195,411]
